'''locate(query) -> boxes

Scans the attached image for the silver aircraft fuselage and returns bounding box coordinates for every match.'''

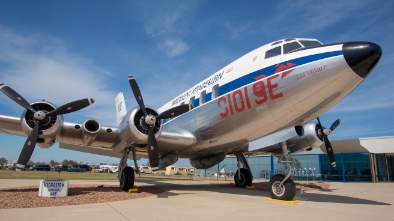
[156,39,381,159]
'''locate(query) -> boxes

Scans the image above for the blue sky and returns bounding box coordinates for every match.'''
[0,0,393,165]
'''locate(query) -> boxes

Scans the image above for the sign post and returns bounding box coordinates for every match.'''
[39,180,69,197]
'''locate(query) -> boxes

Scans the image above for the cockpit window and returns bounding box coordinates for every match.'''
[265,46,281,59]
[271,41,282,46]
[299,40,322,47]
[284,42,303,54]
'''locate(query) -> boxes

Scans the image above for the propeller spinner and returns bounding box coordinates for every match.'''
[128,75,189,170]
[0,83,95,170]
[317,117,341,167]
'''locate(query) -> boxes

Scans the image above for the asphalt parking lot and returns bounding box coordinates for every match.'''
[1,179,393,221]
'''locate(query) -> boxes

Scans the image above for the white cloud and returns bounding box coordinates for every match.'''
[139,1,199,57]
[222,21,252,40]
[0,27,118,125]
[159,38,190,57]
[257,0,370,40]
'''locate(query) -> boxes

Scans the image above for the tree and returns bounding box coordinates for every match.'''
[0,157,8,165]
[62,159,69,166]
[290,156,301,170]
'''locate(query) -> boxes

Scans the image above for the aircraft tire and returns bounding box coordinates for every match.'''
[269,174,296,200]
[234,168,253,187]
[120,166,135,191]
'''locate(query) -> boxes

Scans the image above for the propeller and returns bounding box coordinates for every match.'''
[128,75,189,170]
[317,117,341,167]
[0,83,95,170]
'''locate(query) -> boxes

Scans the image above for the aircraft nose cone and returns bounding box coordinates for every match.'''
[343,42,382,78]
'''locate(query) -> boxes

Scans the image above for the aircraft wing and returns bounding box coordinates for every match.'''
[0,114,26,136]
[0,114,128,158]
[244,122,324,156]
[245,126,298,155]
[0,114,195,160]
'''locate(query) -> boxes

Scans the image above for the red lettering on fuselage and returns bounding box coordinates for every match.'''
[267,74,283,100]
[218,97,228,118]
[218,74,283,118]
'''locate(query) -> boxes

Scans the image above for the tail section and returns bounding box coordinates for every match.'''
[115,92,127,126]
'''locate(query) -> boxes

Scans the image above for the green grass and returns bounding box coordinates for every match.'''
[0,169,118,180]
[0,169,199,181]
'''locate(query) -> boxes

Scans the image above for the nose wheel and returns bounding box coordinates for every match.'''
[269,174,295,200]
[268,141,296,200]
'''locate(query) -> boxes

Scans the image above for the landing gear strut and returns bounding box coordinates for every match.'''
[118,147,138,191]
[269,141,296,200]
[234,153,253,187]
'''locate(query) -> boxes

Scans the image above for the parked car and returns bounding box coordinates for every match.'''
[108,166,118,173]
[30,164,51,171]
[68,164,91,172]
[56,165,70,172]
[96,165,110,173]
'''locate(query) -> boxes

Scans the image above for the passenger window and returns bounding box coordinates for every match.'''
[212,84,219,99]
[189,96,195,110]
[265,46,281,59]
[200,90,206,105]
[284,42,303,54]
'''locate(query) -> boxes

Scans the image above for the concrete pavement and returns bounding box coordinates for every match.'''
[1,179,393,221]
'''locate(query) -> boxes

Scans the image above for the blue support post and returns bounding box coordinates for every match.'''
[342,153,346,182]
[270,155,274,178]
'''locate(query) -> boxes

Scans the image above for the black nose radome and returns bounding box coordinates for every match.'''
[343,42,382,78]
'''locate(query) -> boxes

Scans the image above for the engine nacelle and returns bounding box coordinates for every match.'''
[286,122,323,154]
[117,106,163,146]
[190,152,226,169]
[21,101,63,148]
[81,119,101,146]
[158,153,178,170]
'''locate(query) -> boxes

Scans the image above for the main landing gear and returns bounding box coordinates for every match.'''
[234,153,253,187]
[269,141,296,200]
[118,147,140,191]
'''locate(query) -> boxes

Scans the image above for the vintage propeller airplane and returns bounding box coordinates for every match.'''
[0,38,382,200]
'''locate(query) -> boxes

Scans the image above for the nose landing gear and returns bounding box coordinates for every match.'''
[269,141,296,200]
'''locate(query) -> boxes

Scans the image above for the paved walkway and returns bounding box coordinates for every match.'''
[1,179,393,221]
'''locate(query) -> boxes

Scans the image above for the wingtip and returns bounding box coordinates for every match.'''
[128,75,135,80]
[89,98,95,105]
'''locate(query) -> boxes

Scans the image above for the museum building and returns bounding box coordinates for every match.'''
[200,136,394,182]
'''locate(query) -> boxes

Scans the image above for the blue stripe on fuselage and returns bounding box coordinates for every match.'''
[194,50,342,106]
[164,50,342,124]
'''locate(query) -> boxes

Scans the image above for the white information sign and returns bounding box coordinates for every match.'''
[39,180,69,197]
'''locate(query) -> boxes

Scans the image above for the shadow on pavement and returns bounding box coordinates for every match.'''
[138,179,391,206]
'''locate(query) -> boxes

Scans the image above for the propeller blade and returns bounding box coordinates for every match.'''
[317,116,323,128]
[128,75,148,116]
[147,127,159,170]
[16,122,41,170]
[324,136,336,167]
[0,83,36,113]
[157,104,190,119]
[47,98,95,116]
[330,119,341,132]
